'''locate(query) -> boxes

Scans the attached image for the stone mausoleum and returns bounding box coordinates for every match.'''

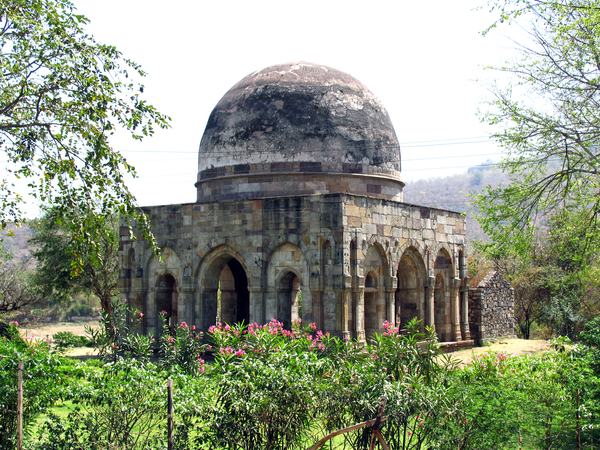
[118,62,476,343]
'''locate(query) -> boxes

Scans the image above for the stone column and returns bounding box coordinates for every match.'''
[426,276,435,330]
[340,289,351,341]
[354,283,365,342]
[450,278,462,341]
[386,289,395,326]
[460,286,471,340]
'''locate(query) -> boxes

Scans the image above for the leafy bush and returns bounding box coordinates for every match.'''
[52,331,89,349]
[86,298,153,363]
[0,322,66,450]
[158,313,208,376]
[33,359,166,450]
[67,303,95,317]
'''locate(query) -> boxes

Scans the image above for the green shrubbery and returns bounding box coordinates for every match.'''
[2,314,600,449]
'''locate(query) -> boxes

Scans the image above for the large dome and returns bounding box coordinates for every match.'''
[196,62,403,203]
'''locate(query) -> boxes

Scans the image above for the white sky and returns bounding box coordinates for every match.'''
[72,0,513,209]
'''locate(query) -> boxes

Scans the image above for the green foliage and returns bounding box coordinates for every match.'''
[29,208,120,314]
[0,323,66,449]
[86,298,153,363]
[52,331,89,349]
[477,0,600,261]
[0,0,168,259]
[194,318,460,450]
[158,314,208,376]
[33,360,166,450]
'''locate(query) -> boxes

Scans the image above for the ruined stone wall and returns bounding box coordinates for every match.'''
[468,271,515,344]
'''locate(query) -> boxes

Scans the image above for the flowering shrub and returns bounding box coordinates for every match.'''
[86,298,153,363]
[159,313,208,376]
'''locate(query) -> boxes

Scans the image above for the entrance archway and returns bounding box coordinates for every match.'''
[199,252,250,332]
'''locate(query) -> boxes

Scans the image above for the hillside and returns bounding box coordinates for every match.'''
[403,166,508,243]
[0,224,33,261]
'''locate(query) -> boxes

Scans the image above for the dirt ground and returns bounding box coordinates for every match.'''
[448,338,551,366]
[20,321,99,357]
[19,321,551,362]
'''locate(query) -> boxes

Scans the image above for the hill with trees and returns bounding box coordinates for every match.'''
[403,163,507,243]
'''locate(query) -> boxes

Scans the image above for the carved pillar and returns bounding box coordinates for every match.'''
[340,289,351,341]
[451,278,462,341]
[426,276,435,330]
[354,288,365,342]
[460,286,471,340]
[386,290,395,325]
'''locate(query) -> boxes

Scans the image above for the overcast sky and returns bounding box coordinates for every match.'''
[72,0,512,209]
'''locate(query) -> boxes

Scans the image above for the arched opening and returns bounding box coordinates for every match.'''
[396,252,424,329]
[156,274,177,330]
[278,271,301,330]
[218,258,250,325]
[364,271,379,339]
[200,253,250,332]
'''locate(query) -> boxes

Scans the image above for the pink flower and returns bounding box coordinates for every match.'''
[169,337,174,343]
[200,366,205,374]
[192,325,196,330]
[235,349,245,356]
[138,312,144,318]
[9,321,18,327]
[180,321,188,328]
[224,324,231,332]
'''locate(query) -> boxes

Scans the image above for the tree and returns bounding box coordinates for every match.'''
[29,208,119,315]
[0,257,38,313]
[0,0,168,257]
[476,0,600,259]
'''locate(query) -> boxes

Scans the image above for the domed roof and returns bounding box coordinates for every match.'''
[196,62,403,203]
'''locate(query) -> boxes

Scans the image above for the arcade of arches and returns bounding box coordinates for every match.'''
[120,210,471,344]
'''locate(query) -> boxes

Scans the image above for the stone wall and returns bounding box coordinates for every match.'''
[119,192,469,341]
[468,271,515,344]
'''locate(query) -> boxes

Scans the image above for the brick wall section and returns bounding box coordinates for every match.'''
[468,271,515,344]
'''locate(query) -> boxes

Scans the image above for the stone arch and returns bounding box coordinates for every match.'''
[396,247,427,329]
[266,242,311,329]
[433,248,453,341]
[146,247,182,336]
[363,242,388,339]
[196,245,250,333]
[394,240,427,271]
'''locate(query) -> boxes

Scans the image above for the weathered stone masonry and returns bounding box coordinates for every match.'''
[119,193,471,342]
